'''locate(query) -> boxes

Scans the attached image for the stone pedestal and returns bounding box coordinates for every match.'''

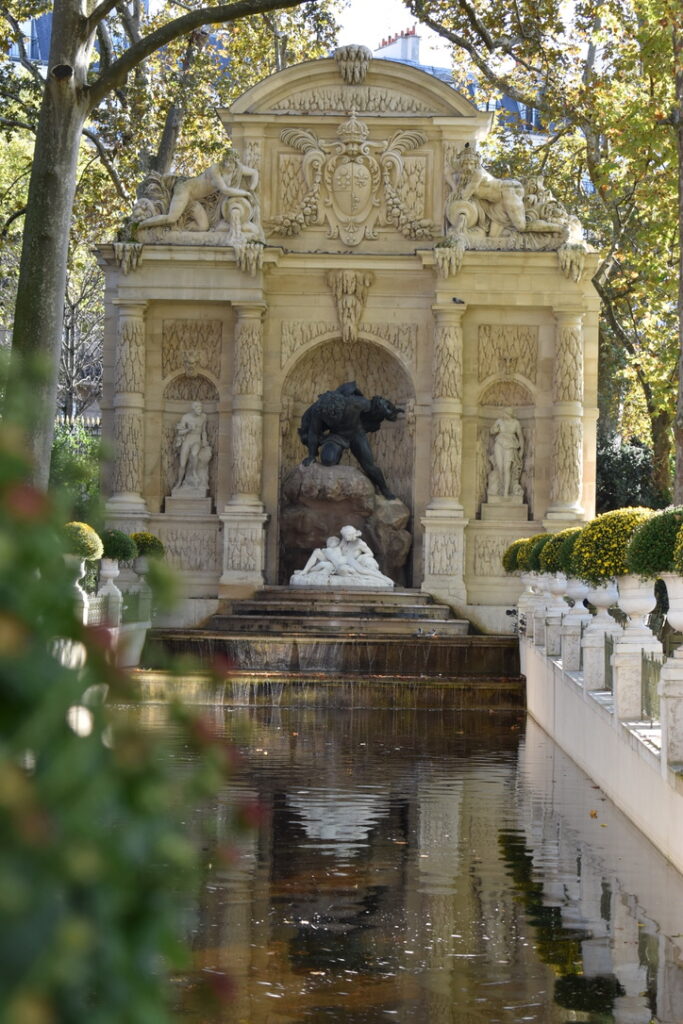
[561,616,591,672]
[612,635,662,721]
[582,622,622,692]
[658,651,683,773]
[544,611,562,657]
[421,509,467,606]
[165,495,212,515]
[220,505,269,593]
[480,498,528,522]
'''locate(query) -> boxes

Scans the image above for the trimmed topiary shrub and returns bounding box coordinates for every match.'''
[516,533,547,573]
[527,534,553,572]
[63,521,104,560]
[625,506,683,579]
[556,527,583,576]
[130,532,165,558]
[502,538,527,574]
[672,524,683,575]
[539,528,577,574]
[570,508,653,586]
[100,528,139,562]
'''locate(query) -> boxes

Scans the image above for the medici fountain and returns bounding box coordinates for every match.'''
[98,44,598,687]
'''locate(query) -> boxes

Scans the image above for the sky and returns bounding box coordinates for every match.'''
[336,0,452,67]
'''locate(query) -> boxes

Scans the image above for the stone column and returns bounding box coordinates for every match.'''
[106,300,148,521]
[421,304,468,606]
[546,309,585,522]
[220,302,269,592]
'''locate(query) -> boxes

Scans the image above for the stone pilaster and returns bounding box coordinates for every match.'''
[106,300,149,520]
[221,302,268,591]
[422,304,467,605]
[546,309,585,522]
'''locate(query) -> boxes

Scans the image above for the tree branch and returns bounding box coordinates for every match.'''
[86,0,123,32]
[0,6,44,86]
[81,127,129,200]
[87,0,307,108]
[407,3,541,109]
[1,206,26,237]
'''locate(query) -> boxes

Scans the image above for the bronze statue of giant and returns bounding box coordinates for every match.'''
[298,381,403,500]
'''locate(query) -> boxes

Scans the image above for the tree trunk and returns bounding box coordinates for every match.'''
[651,408,673,504]
[9,2,93,488]
[673,22,683,501]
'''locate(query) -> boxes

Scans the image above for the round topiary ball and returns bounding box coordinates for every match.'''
[539,528,578,574]
[100,528,138,562]
[570,507,653,586]
[557,527,583,576]
[625,506,683,579]
[63,521,104,560]
[527,534,553,572]
[130,531,165,558]
[516,533,548,574]
[501,538,527,574]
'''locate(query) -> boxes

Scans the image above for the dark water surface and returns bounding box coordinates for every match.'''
[131,705,683,1023]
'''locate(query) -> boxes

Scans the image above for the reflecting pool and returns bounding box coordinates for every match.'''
[132,704,683,1022]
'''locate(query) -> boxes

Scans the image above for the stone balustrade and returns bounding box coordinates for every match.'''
[520,579,683,875]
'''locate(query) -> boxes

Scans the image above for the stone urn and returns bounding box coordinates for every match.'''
[98,557,123,625]
[584,579,619,630]
[565,576,590,618]
[616,574,657,640]
[660,573,683,635]
[547,572,568,612]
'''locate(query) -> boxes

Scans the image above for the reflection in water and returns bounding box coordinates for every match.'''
[129,705,683,1022]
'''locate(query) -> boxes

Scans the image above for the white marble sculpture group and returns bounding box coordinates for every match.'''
[290,525,394,588]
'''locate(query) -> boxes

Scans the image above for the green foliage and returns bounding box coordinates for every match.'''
[63,521,104,560]
[49,423,104,527]
[596,433,668,513]
[130,531,165,558]
[501,537,527,573]
[625,506,683,577]
[570,507,653,585]
[555,528,584,576]
[539,528,577,574]
[527,534,553,572]
[100,528,138,561]
[672,524,683,575]
[0,415,239,1021]
[515,533,547,573]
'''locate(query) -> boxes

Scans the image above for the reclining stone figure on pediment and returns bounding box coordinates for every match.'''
[121,148,265,274]
[435,143,587,281]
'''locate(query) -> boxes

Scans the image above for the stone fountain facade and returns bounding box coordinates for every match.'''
[98,46,599,632]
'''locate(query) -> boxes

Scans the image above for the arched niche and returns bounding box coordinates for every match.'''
[280,338,415,508]
[476,379,535,516]
[161,374,219,502]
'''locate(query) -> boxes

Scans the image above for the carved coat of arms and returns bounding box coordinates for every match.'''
[271,111,435,245]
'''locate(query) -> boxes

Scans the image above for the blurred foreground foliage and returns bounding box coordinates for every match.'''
[0,417,237,1021]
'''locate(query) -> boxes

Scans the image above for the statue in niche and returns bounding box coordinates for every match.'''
[486,408,524,500]
[173,401,212,494]
[298,381,403,500]
[291,525,394,588]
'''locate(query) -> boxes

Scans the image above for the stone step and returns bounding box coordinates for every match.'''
[225,600,454,621]
[205,614,469,636]
[243,587,437,605]
[146,631,521,683]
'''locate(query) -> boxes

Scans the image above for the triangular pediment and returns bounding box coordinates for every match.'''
[222,53,486,121]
